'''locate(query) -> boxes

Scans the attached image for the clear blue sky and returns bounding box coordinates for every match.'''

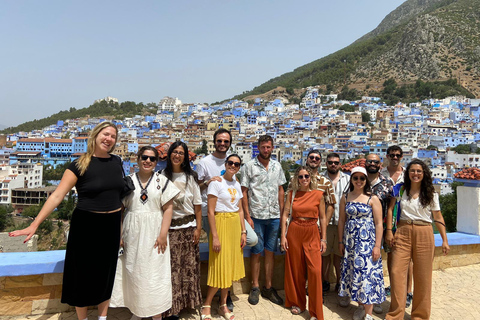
[0,0,405,128]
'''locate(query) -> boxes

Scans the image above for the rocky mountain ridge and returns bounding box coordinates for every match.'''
[239,0,480,102]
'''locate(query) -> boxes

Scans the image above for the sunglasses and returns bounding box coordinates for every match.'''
[226,160,241,168]
[141,155,157,162]
[309,155,321,161]
[298,174,310,180]
[366,160,380,164]
[172,151,185,156]
[216,139,230,144]
[388,154,401,159]
[327,161,340,165]
[352,176,366,181]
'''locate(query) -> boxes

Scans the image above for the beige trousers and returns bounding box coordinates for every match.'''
[386,223,435,320]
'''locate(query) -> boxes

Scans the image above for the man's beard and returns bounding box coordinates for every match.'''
[366,166,380,174]
[327,168,338,174]
[259,152,271,160]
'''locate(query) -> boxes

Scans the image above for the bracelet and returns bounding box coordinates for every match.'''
[241,230,247,235]
[338,241,344,244]
[321,239,327,243]
[204,180,210,187]
[386,228,392,231]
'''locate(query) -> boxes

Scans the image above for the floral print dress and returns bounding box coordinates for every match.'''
[339,200,386,304]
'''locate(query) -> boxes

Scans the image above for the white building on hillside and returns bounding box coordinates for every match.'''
[158,96,182,112]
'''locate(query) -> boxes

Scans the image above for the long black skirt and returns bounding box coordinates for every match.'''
[61,208,122,307]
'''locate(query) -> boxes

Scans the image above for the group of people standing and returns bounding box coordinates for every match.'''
[9,122,450,320]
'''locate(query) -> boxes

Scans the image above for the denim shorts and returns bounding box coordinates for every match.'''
[250,218,280,255]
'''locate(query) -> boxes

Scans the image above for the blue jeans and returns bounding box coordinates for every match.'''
[250,218,280,255]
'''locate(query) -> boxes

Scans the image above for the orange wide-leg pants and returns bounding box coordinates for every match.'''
[284,219,324,320]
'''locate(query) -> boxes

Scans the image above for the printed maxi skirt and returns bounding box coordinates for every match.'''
[165,226,202,316]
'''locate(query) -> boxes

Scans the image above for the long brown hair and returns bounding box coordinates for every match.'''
[76,121,118,175]
[404,159,435,207]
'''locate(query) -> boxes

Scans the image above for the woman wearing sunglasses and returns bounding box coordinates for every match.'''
[338,167,385,320]
[385,159,449,320]
[110,146,180,320]
[280,166,327,320]
[201,154,247,320]
[161,142,203,319]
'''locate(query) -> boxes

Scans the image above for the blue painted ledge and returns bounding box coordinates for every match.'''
[0,250,65,277]
[1,232,478,277]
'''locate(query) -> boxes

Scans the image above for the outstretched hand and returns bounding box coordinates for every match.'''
[9,225,37,243]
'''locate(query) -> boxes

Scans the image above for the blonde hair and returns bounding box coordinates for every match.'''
[290,166,317,191]
[76,121,118,176]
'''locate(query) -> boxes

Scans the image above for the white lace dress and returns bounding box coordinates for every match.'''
[110,172,179,317]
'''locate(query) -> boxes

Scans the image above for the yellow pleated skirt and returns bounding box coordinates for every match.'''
[207,212,245,289]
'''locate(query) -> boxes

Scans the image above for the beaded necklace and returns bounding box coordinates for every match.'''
[136,172,154,204]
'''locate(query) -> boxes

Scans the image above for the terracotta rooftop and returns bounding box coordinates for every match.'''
[454,168,480,180]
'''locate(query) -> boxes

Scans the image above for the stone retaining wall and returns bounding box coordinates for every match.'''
[0,273,73,317]
[1,238,479,317]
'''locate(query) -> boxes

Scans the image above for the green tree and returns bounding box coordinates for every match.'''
[438,182,462,232]
[43,162,71,182]
[194,139,209,155]
[361,112,371,122]
[452,144,473,154]
[0,206,13,231]
[382,78,397,95]
[339,104,355,112]
[21,204,42,218]
[426,145,438,150]
[56,192,76,220]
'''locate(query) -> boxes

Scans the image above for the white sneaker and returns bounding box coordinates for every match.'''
[364,314,374,320]
[339,295,351,307]
[353,305,365,320]
[373,304,383,314]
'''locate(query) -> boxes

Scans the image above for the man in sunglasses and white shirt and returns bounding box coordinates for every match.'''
[321,153,350,300]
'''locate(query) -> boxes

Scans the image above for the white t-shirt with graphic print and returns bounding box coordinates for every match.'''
[207,177,243,213]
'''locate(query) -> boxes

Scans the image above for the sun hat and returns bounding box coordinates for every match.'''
[350,166,367,177]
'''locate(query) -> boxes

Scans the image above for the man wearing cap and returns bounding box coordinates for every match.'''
[321,153,350,299]
[365,153,393,314]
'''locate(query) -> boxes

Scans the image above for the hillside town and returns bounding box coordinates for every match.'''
[2,89,480,213]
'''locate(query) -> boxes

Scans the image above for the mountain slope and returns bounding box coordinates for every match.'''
[236,0,480,100]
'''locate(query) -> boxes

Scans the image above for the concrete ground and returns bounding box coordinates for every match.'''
[6,263,480,320]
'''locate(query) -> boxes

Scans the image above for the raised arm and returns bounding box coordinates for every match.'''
[9,169,77,242]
